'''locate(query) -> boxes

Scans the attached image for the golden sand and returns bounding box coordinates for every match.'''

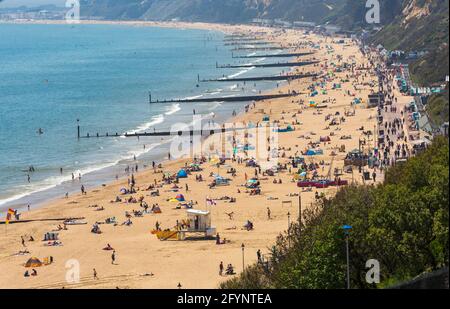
[0,22,417,289]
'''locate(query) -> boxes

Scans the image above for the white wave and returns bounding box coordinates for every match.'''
[0,160,119,208]
[229,69,249,79]
[208,101,223,111]
[124,142,162,161]
[228,66,256,79]
[0,139,171,209]
[165,103,181,115]
[206,88,223,94]
[126,114,165,135]
[183,94,204,100]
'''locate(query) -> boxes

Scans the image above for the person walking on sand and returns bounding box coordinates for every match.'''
[81,185,86,195]
[111,250,116,265]
[267,207,271,220]
[21,236,26,247]
[219,261,224,276]
[93,268,98,280]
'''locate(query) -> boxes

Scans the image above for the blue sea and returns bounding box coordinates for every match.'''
[0,23,288,211]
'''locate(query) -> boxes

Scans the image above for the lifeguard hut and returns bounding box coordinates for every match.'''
[185,209,216,237]
[153,209,216,241]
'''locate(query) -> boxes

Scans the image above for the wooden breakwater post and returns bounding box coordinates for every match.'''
[77,119,80,139]
[216,60,319,69]
[200,73,317,83]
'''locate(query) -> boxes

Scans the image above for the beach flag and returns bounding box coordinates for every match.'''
[5,209,14,225]
[206,198,216,206]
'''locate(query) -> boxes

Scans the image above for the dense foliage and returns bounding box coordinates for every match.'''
[426,88,449,127]
[221,137,449,289]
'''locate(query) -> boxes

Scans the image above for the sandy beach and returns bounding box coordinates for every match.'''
[0,21,422,289]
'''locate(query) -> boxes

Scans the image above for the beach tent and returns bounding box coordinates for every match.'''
[189,164,202,171]
[215,176,230,186]
[246,179,259,189]
[309,101,317,107]
[293,157,305,164]
[176,194,185,202]
[262,115,270,122]
[306,149,323,156]
[177,169,188,178]
[276,125,294,133]
[25,257,43,268]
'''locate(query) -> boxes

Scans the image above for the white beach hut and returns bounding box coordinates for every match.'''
[186,209,216,237]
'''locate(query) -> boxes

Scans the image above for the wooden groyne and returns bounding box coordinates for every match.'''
[149,92,300,104]
[80,127,252,139]
[201,73,317,83]
[224,41,277,46]
[233,52,315,59]
[231,46,283,51]
[224,35,259,40]
[0,217,85,225]
[216,61,319,69]
[224,39,264,43]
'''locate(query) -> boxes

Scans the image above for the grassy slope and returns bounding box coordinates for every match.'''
[221,137,449,289]
[427,89,450,127]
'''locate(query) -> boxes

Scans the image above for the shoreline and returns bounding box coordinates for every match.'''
[0,19,269,35]
[0,23,391,289]
[0,21,289,212]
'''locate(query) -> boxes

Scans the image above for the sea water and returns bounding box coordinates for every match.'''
[0,23,289,211]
